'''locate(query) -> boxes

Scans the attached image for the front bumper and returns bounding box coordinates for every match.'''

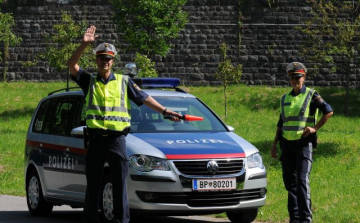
[127,164,267,213]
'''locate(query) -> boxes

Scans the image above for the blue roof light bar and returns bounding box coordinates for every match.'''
[132,78,180,88]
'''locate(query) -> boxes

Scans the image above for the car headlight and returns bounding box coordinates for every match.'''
[247,152,264,169]
[130,155,170,172]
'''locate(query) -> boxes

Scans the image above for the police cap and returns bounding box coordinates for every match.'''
[94,43,117,59]
[286,62,307,77]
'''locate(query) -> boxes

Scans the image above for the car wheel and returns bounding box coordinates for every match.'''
[226,208,258,223]
[26,169,53,216]
[100,173,114,223]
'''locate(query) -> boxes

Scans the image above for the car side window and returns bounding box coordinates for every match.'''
[33,100,50,133]
[33,97,82,136]
[51,101,74,136]
[41,99,58,134]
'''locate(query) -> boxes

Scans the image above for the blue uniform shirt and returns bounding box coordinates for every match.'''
[72,68,149,106]
[277,85,333,127]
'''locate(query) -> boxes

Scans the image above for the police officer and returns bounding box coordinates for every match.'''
[68,25,181,223]
[271,62,333,223]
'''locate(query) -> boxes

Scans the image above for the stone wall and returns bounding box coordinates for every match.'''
[1,0,359,88]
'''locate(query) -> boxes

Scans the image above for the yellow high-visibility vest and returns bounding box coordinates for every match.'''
[85,74,131,131]
[280,87,318,140]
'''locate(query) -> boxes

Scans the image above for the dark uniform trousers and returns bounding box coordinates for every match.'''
[83,134,130,223]
[280,141,313,223]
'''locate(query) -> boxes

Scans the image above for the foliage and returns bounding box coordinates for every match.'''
[134,53,158,78]
[44,12,95,71]
[266,0,279,8]
[0,0,22,81]
[0,12,20,61]
[296,0,360,115]
[109,0,188,58]
[24,12,94,72]
[215,43,242,117]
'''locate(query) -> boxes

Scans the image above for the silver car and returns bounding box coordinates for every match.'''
[24,78,267,223]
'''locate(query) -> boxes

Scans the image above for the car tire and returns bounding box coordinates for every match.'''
[26,169,53,216]
[226,208,258,223]
[100,173,114,223]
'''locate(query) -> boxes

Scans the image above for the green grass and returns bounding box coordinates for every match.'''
[0,82,359,223]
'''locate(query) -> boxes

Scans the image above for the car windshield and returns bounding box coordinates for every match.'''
[130,96,227,133]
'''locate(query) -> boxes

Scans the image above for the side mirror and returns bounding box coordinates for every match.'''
[227,125,235,132]
[124,63,138,77]
[71,126,86,138]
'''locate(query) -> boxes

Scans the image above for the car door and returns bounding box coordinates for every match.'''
[62,99,87,202]
[37,97,66,198]
[29,98,64,198]
[37,96,84,199]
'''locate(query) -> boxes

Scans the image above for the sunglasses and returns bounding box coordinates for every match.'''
[289,76,303,80]
[97,55,114,61]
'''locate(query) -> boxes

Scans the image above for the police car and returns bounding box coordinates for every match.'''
[24,78,267,223]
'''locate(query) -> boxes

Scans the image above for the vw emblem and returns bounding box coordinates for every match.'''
[207,160,219,174]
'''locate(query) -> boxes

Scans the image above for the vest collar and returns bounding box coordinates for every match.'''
[289,85,306,96]
[96,72,116,85]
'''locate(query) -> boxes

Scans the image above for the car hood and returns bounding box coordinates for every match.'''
[130,132,252,160]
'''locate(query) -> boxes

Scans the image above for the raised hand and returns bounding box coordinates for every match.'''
[83,25,99,43]
[68,25,99,77]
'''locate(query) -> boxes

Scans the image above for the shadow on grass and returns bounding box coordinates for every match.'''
[252,140,340,170]
[227,94,280,113]
[0,107,35,121]
[0,129,28,135]
[228,87,360,117]
[313,141,340,158]
[307,88,360,117]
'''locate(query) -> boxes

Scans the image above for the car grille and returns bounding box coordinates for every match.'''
[173,159,244,175]
[136,189,265,207]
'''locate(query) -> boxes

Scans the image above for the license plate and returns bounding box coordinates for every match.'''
[192,178,236,191]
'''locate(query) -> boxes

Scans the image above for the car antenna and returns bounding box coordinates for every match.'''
[66,71,70,91]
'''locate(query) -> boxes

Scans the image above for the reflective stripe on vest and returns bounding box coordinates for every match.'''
[280,87,316,140]
[85,74,131,131]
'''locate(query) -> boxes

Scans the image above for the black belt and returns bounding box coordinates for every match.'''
[281,138,304,146]
[87,128,129,137]
[280,134,317,146]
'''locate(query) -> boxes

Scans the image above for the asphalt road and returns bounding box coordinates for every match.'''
[0,195,231,223]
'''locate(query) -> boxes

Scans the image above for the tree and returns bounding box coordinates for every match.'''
[109,0,188,59]
[134,53,158,77]
[296,0,360,115]
[24,12,94,85]
[215,43,243,118]
[42,12,94,72]
[0,0,22,81]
